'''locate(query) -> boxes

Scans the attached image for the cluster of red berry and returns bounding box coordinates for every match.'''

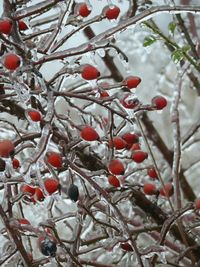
[1,1,198,264]
[77,3,120,20]
[0,19,28,70]
[19,152,79,203]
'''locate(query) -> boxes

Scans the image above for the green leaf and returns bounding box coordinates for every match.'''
[143,35,157,47]
[171,49,183,63]
[168,22,176,35]
[182,45,191,53]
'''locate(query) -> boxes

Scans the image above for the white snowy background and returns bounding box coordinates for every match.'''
[0,0,199,266]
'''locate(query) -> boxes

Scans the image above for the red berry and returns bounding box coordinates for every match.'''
[109,137,127,150]
[147,167,158,179]
[120,94,139,109]
[120,242,133,251]
[0,139,14,158]
[194,198,200,209]
[130,143,141,151]
[3,54,21,70]
[123,76,141,89]
[132,150,148,163]
[20,184,35,196]
[100,90,109,98]
[78,3,91,17]
[81,65,100,80]
[47,152,62,168]
[44,178,59,195]
[18,218,31,225]
[80,126,99,141]
[122,133,139,145]
[18,20,28,31]
[28,110,41,122]
[108,159,125,175]
[143,183,157,195]
[159,183,174,197]
[0,19,12,34]
[35,187,45,201]
[105,6,120,20]
[108,175,120,187]
[12,158,20,169]
[152,96,167,110]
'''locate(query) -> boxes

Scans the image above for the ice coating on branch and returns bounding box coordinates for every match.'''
[23,124,52,176]
[118,53,129,71]
[23,161,32,183]
[56,1,67,12]
[14,81,30,103]
[97,48,106,58]
[35,124,52,158]
[37,75,48,93]
[45,91,55,122]
[101,237,120,250]
[35,162,47,195]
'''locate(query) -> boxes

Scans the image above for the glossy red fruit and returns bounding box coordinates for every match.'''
[80,126,99,141]
[108,159,125,175]
[120,94,139,109]
[47,152,62,168]
[132,150,148,163]
[108,175,120,187]
[35,187,45,201]
[109,137,127,150]
[21,184,35,196]
[28,110,41,122]
[147,167,158,179]
[143,183,157,195]
[152,96,167,110]
[18,218,30,225]
[123,76,141,89]
[120,242,133,251]
[78,3,91,17]
[105,6,120,20]
[0,140,14,158]
[12,158,20,169]
[122,133,139,145]
[3,54,20,70]
[0,19,12,34]
[44,178,59,195]
[18,20,28,30]
[100,90,109,98]
[159,183,174,197]
[194,198,200,209]
[81,65,100,80]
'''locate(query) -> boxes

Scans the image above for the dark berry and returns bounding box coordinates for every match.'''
[40,237,57,257]
[68,184,79,202]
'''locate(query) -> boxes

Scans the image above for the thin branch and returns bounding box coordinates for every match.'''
[34,5,200,65]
